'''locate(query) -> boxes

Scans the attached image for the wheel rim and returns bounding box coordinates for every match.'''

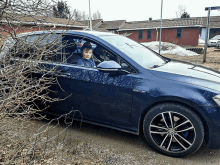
[149,111,196,153]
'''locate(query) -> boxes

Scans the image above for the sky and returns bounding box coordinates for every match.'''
[66,0,220,22]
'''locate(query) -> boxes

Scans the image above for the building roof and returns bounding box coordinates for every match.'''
[97,20,125,30]
[201,16,220,28]
[118,17,205,31]
[79,19,103,29]
[93,28,110,32]
[1,13,86,28]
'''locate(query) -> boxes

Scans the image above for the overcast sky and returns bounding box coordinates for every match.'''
[66,0,220,21]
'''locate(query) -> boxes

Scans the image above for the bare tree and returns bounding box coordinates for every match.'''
[0,0,70,118]
[53,0,71,19]
[93,10,102,20]
[175,5,188,18]
[0,0,80,163]
[81,11,89,21]
[73,9,82,21]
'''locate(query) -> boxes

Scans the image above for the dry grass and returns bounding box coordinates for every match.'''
[163,47,220,71]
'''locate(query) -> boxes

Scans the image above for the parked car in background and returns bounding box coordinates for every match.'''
[208,35,220,47]
[216,40,220,49]
[2,30,220,157]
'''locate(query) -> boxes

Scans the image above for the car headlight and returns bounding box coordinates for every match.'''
[213,94,220,106]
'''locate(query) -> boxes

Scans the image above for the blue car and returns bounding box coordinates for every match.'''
[2,30,220,157]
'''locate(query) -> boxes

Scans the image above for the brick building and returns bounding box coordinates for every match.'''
[93,16,220,46]
[117,18,203,46]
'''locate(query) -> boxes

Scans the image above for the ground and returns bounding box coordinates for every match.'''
[29,116,220,165]
[163,47,220,71]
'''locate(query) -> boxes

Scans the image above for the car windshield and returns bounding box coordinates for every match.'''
[212,35,220,40]
[100,35,165,68]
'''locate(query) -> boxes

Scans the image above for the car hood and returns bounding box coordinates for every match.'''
[209,39,218,42]
[151,60,220,91]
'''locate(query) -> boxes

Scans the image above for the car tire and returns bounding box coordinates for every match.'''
[143,103,204,157]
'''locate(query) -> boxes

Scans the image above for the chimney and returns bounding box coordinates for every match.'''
[149,17,152,21]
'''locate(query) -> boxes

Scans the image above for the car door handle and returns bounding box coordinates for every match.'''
[60,72,70,77]
[133,89,147,93]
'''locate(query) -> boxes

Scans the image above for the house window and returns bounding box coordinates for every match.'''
[147,30,151,39]
[177,28,182,38]
[138,30,143,39]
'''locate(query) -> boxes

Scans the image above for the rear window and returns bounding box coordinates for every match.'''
[0,37,15,57]
[0,33,63,62]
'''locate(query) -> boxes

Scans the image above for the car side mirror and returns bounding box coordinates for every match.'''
[97,61,130,75]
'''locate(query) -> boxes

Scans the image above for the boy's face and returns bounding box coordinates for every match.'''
[82,48,93,60]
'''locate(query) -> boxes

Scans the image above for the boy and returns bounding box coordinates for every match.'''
[77,41,96,67]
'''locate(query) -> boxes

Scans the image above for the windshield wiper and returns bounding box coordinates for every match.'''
[149,65,160,69]
[149,62,167,69]
[126,43,133,49]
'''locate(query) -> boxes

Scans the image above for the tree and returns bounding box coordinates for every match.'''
[175,5,189,18]
[81,11,88,21]
[93,10,102,20]
[73,9,89,21]
[0,0,77,163]
[73,9,82,21]
[53,0,70,19]
[181,11,190,18]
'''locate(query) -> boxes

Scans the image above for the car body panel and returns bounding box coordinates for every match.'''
[47,63,133,129]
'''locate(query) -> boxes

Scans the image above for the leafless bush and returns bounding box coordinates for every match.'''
[0,0,86,164]
[0,0,63,117]
[0,111,82,164]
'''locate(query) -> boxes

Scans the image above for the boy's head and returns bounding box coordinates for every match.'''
[81,42,93,60]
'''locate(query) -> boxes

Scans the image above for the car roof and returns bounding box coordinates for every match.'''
[17,30,117,38]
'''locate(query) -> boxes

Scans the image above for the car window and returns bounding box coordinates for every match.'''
[62,36,88,66]
[118,56,136,73]
[0,37,15,57]
[62,35,106,68]
[212,35,220,40]
[60,35,136,73]
[7,34,62,62]
[93,45,115,62]
[35,34,62,62]
[93,44,136,73]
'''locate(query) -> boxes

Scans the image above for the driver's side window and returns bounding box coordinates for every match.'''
[93,45,116,65]
[93,45,136,73]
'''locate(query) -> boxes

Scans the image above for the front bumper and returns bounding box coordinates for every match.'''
[208,42,217,47]
[203,106,220,149]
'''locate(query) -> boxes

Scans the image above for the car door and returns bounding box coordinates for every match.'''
[50,35,134,128]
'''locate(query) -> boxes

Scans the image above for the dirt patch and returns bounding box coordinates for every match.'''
[27,118,220,165]
[163,47,220,71]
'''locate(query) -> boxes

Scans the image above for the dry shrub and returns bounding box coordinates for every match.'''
[0,0,86,164]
